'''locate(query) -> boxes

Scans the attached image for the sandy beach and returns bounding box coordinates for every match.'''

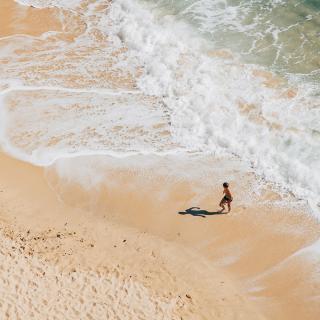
[0,152,265,319]
[0,152,319,319]
[0,0,319,319]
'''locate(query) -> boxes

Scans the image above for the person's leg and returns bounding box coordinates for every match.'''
[227,201,231,212]
[219,199,225,212]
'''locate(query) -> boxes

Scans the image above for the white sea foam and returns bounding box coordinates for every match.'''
[2,0,320,216]
[15,0,81,9]
[0,88,178,165]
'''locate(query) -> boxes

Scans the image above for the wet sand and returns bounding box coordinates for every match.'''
[0,0,62,38]
[45,154,320,320]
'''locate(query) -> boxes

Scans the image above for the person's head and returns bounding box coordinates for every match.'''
[223,182,229,188]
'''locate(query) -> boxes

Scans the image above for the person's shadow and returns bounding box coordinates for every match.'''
[178,207,227,218]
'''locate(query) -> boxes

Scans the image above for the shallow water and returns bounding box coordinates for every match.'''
[145,0,320,79]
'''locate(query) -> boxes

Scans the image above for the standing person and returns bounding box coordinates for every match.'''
[219,182,233,213]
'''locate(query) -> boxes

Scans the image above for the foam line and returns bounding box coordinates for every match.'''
[0,85,141,96]
[0,140,190,167]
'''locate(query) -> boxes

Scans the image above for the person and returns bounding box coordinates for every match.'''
[219,182,233,213]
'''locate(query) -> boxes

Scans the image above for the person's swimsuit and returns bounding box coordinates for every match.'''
[223,195,232,202]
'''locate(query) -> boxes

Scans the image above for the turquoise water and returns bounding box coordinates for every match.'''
[145,0,320,84]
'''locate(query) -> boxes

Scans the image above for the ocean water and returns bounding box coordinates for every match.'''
[145,0,320,79]
[0,0,319,215]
